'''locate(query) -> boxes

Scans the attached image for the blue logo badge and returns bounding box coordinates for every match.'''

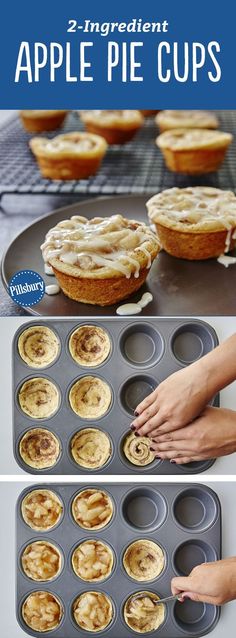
[8,270,45,307]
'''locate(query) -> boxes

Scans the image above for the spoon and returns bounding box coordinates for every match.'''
[131,593,184,605]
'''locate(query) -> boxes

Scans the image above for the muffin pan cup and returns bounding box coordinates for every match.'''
[16,483,221,637]
[13,318,219,474]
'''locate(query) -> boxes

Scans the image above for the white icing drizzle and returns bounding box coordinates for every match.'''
[44,264,55,276]
[116,292,153,315]
[217,254,236,268]
[41,214,159,279]
[225,229,232,253]
[147,187,236,232]
[45,284,60,295]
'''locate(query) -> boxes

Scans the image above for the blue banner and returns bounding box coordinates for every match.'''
[0,0,235,108]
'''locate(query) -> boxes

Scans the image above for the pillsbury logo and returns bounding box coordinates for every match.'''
[8,270,45,307]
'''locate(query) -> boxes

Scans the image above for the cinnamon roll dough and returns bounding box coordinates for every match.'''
[72,489,113,530]
[71,428,111,469]
[22,591,63,632]
[19,428,60,469]
[21,489,63,531]
[18,325,60,368]
[18,377,60,419]
[72,540,114,581]
[124,592,165,633]
[123,540,165,581]
[73,591,113,632]
[69,325,111,366]
[69,376,112,418]
[123,432,155,466]
[21,541,62,581]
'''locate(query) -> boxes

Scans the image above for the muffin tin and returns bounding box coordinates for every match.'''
[16,483,221,637]
[13,318,219,474]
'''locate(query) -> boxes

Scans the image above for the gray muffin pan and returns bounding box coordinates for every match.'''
[13,318,219,474]
[16,483,221,637]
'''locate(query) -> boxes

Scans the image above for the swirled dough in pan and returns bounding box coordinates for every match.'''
[124,591,165,633]
[22,591,63,632]
[69,376,112,418]
[123,432,155,466]
[123,540,165,581]
[73,591,113,632]
[72,540,114,581]
[69,325,111,366]
[21,541,62,581]
[72,489,113,530]
[18,377,59,419]
[71,428,111,469]
[19,428,60,469]
[18,326,60,368]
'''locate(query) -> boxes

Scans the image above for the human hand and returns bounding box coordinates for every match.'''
[149,406,236,464]
[131,362,212,437]
[171,558,236,605]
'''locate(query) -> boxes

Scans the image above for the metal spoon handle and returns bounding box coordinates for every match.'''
[154,594,182,605]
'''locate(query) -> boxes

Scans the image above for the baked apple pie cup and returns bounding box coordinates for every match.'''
[41,214,160,305]
[30,132,107,180]
[156,128,233,175]
[147,186,236,260]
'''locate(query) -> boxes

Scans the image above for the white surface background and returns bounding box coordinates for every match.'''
[0,316,235,476]
[0,478,235,637]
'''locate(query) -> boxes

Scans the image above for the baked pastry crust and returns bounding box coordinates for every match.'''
[123,540,165,581]
[123,431,155,466]
[72,540,114,581]
[147,186,236,260]
[18,325,60,368]
[20,110,68,132]
[69,376,112,418]
[19,428,61,469]
[156,128,232,174]
[124,592,165,633]
[156,110,219,132]
[22,591,63,632]
[140,110,160,117]
[70,428,112,469]
[21,541,62,581]
[30,131,107,180]
[72,489,113,530]
[80,110,143,144]
[73,591,113,632]
[41,214,160,305]
[18,377,59,419]
[69,325,111,366]
[21,489,63,531]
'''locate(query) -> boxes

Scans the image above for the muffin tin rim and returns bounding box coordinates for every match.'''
[118,323,166,370]
[120,486,169,532]
[171,486,221,533]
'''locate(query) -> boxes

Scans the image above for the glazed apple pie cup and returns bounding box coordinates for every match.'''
[41,214,160,306]
[147,186,236,260]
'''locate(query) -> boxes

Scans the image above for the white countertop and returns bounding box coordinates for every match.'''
[0,316,235,476]
[0,479,235,636]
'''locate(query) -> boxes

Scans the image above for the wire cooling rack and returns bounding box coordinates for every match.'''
[0,111,236,196]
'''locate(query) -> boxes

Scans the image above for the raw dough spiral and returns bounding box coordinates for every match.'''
[19,428,60,469]
[69,325,111,366]
[123,432,155,466]
[18,325,60,368]
[18,377,60,419]
[123,540,165,581]
[71,428,111,469]
[69,376,112,418]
